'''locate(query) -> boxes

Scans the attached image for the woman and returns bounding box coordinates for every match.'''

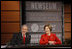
[39,24,61,45]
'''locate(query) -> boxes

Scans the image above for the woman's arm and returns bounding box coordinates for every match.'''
[39,35,48,45]
[54,34,62,44]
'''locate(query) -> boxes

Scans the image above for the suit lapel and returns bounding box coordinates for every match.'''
[19,32,24,44]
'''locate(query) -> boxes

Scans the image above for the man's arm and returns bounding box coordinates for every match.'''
[7,33,18,46]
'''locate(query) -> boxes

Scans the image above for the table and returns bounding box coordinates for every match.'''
[6,44,71,48]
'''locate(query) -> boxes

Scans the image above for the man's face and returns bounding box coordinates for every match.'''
[22,26,28,34]
[45,26,50,34]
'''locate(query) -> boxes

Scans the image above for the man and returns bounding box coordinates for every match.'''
[8,25,31,45]
[39,24,61,45]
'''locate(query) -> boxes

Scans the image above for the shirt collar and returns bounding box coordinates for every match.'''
[22,33,26,37]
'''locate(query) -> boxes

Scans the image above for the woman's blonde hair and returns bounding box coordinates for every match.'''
[44,24,52,31]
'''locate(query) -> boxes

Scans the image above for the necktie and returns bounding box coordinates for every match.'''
[23,35,25,44]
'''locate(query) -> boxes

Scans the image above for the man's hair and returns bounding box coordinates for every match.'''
[22,25,28,28]
[21,24,28,30]
[44,24,52,31]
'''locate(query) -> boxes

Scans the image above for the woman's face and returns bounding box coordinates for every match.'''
[45,26,50,34]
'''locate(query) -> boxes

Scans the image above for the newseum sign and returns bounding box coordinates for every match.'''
[26,1,62,10]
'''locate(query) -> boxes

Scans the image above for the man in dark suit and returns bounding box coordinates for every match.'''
[8,25,31,46]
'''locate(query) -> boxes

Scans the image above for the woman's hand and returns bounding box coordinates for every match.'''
[48,41,56,45]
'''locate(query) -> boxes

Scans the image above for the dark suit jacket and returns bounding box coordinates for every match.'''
[8,32,31,45]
